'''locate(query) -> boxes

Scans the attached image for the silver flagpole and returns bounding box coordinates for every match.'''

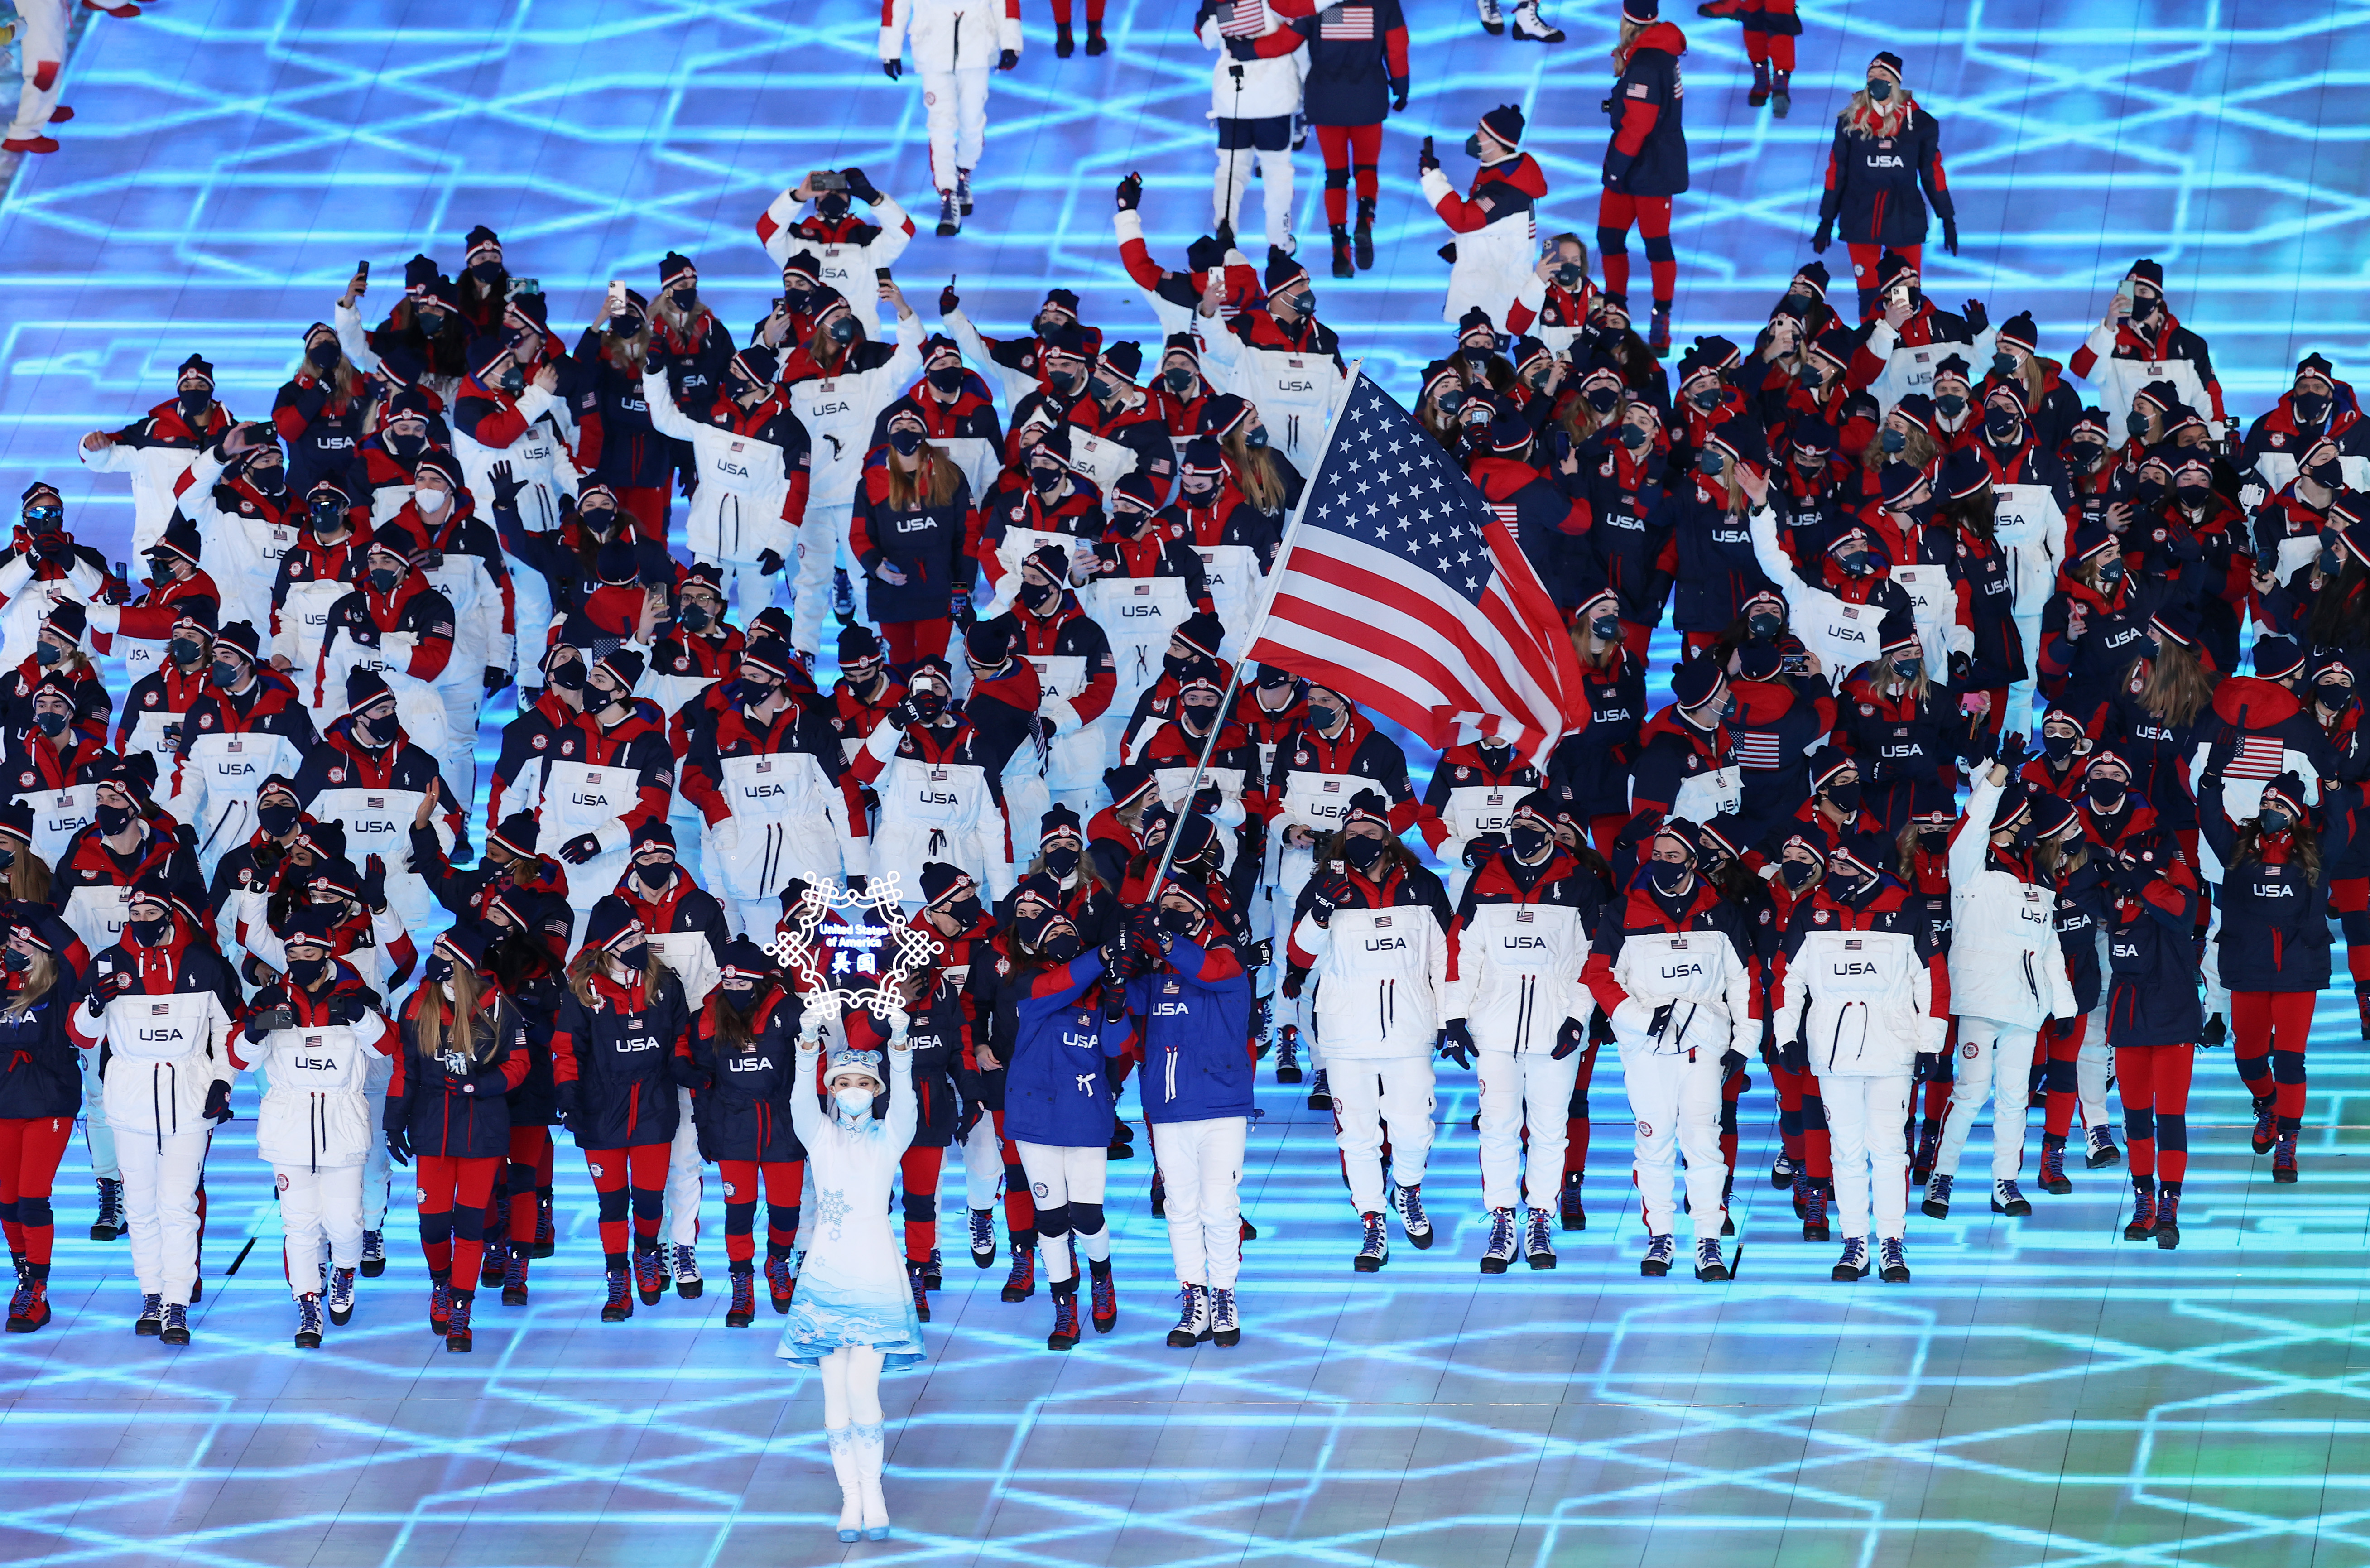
[1138,357,1365,907]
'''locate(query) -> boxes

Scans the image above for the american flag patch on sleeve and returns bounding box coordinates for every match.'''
[1320,4,1376,38]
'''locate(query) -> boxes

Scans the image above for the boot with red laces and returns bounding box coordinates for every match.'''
[725,1264,757,1328]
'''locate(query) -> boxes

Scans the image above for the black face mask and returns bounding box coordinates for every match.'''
[128,916,167,946]
[177,389,210,422]
[670,284,698,312]
[732,676,779,709]
[816,193,851,222]
[1780,858,1818,890]
[35,643,62,667]
[2134,478,2165,508]
[2294,391,2331,425]
[1163,366,1197,396]
[1462,132,1485,158]
[1589,615,1622,641]
[1181,699,1219,731]
[2317,681,2353,710]
[670,600,712,634]
[1880,428,1907,454]
[2130,294,2161,321]
[1510,823,1551,859]
[888,426,925,457]
[2095,558,2126,587]
[96,803,134,835]
[307,340,340,372]
[1698,449,1726,477]
[307,494,346,532]
[545,660,585,691]
[635,856,673,886]
[33,710,67,737]
[1839,550,1877,578]
[1892,658,1923,682]
[250,464,287,497]
[580,506,617,539]
[1305,700,1341,731]
[1936,394,1968,418]
[2042,731,2076,762]
[386,433,426,466]
[2069,438,2105,468]
[1985,409,2020,441]
[2175,483,2211,511]
[1044,846,1081,879]
[258,802,299,836]
[1245,425,1269,450]
[0,948,25,974]
[355,709,396,747]
[909,689,948,722]
[1020,578,1061,611]
[2087,781,2127,814]
[614,943,648,973]
[368,566,401,596]
[1825,780,1863,813]
[2126,411,2151,439]
[1042,928,1082,962]
[946,894,982,926]
[1687,386,1721,412]
[1991,352,2017,378]
[1867,78,1893,100]
[2259,810,2292,836]
[1028,464,1062,493]
[1747,612,1784,641]
[169,636,203,668]
[919,364,963,395]
[287,956,330,988]
[2312,460,2345,490]
[1920,828,1949,852]
[1342,834,1385,871]
[1156,904,1198,935]
[1585,387,1619,415]
[1648,860,1691,896]
[1619,424,1649,451]
[1048,369,1082,396]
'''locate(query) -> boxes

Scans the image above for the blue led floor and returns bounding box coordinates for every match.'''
[3,3,2369,1563]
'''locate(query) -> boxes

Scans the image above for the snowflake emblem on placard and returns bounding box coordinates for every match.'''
[762,873,941,1018]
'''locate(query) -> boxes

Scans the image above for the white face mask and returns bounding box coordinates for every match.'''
[416,486,449,514]
[833,1086,875,1119]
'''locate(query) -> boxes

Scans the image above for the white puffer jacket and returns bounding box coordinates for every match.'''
[1947,774,2078,1029]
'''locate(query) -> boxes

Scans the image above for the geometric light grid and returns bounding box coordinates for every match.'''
[3,5,2369,1565]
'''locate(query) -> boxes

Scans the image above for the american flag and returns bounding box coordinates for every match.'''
[1247,372,1588,767]
[1217,0,1268,37]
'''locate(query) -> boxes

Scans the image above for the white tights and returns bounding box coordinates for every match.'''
[820,1344,885,1429]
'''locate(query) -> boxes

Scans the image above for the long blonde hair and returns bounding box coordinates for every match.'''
[6,844,51,907]
[413,965,492,1065]
[1864,421,1938,476]
[1223,426,1285,513]
[289,349,363,404]
[1612,17,1645,65]
[0,948,58,1018]
[1840,88,1915,138]
[887,446,962,511]
[568,944,675,1008]
[2130,640,2214,729]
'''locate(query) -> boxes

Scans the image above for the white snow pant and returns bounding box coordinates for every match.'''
[1827,1073,1913,1243]
[274,1162,365,1298]
[361,1076,391,1230]
[7,0,65,143]
[1477,1047,1584,1212]
[922,67,989,190]
[1617,1039,1726,1241]
[961,1114,1006,1211]
[660,1086,702,1248]
[2004,611,2043,738]
[435,683,483,810]
[1215,146,1296,252]
[1329,1054,1435,1216]
[791,498,860,658]
[1016,1140,1109,1282]
[1154,1115,1246,1289]
[79,1044,117,1181]
[505,549,555,702]
[115,1123,210,1306]
[1934,1018,2038,1183]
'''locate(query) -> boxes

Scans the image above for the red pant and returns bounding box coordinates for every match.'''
[613,485,669,543]
[0,1114,74,1270]
[2231,990,2315,1132]
[502,1125,554,1242]
[1314,123,1384,226]
[2041,1014,2090,1138]
[1846,244,1922,317]
[1559,1040,1601,1179]
[900,1145,946,1263]
[1768,1063,1832,1179]
[584,1144,671,1263]
[2118,1044,2193,1185]
[414,1154,501,1289]
[718,1159,804,1264]
[1595,192,1675,308]
[1050,0,1104,21]
[880,618,951,669]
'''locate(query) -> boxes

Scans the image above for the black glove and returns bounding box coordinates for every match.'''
[958,1097,985,1140]
[1720,1049,1748,1077]
[33,530,66,565]
[1115,173,1143,212]
[1223,34,1259,60]
[1995,730,2028,770]
[1648,1001,1675,1039]
[950,587,974,627]
[1913,1050,1944,1084]
[244,1006,297,1041]
[1462,832,1505,870]
[1247,938,1273,970]
[1389,77,1409,113]
[484,664,511,696]
[1779,1035,1808,1073]
[85,966,130,1015]
[384,1123,413,1165]
[939,283,960,315]
[1280,964,1307,1000]
[997,47,1019,71]
[487,459,525,509]
[844,874,868,896]
[329,993,365,1027]
[1961,296,1988,336]
[881,59,902,80]
[756,548,785,577]
[1101,985,1129,1024]
[842,167,880,204]
[1418,135,1439,173]
[1942,216,1961,257]
[359,853,387,914]
[1811,220,1833,254]
[1551,1016,1585,1060]
[888,697,921,728]
[552,1080,580,1131]
[1438,1017,1475,1069]
[643,339,672,378]
[203,1079,234,1124]
[558,832,602,865]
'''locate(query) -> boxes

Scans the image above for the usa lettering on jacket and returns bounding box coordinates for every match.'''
[724,1054,776,1072]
